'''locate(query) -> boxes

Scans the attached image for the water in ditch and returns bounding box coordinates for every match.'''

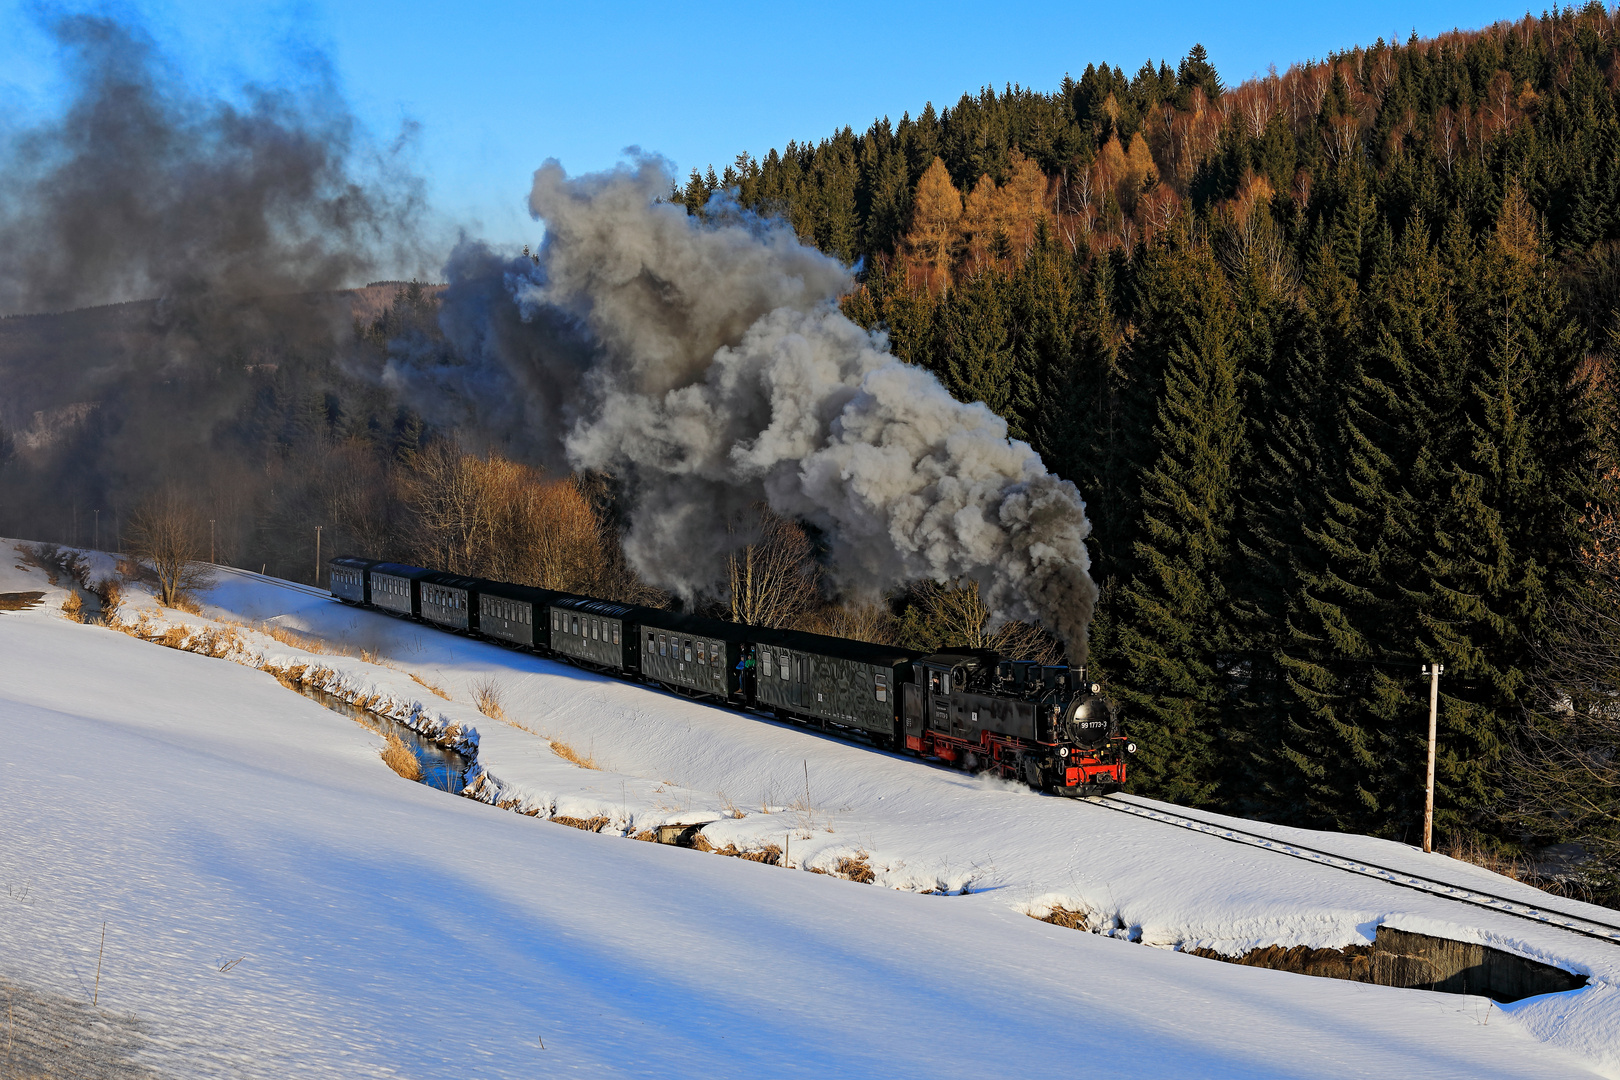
[283,680,472,794]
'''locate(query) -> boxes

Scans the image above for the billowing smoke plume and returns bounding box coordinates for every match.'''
[427,157,1099,657]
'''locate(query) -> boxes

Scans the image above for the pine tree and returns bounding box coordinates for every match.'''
[1115,238,1245,807]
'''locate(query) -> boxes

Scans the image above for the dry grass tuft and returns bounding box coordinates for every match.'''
[552,814,611,832]
[169,593,204,615]
[689,836,783,864]
[263,622,327,652]
[0,591,46,612]
[1443,831,1528,881]
[717,792,746,819]
[61,590,84,621]
[410,672,451,699]
[549,739,598,770]
[95,578,122,621]
[834,854,876,883]
[380,733,421,781]
[471,676,507,721]
[1032,906,1092,931]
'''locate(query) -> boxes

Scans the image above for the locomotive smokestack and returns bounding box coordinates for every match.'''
[428,157,1100,658]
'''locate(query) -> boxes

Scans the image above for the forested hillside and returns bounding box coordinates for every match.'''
[676,8,1620,850]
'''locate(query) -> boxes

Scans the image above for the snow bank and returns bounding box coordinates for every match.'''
[3,542,1618,1076]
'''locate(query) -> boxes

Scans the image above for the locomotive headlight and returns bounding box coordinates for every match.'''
[1091,683,1101,694]
[1059,747,1070,758]
[1126,742,1138,754]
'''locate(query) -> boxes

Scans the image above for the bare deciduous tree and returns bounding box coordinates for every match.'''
[128,487,211,606]
[1513,492,1620,876]
[727,506,819,628]
[903,578,1060,664]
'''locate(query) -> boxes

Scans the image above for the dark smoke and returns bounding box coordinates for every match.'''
[420,157,1101,657]
[0,12,421,318]
[0,10,426,576]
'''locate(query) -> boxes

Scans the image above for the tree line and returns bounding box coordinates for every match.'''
[678,8,1620,865]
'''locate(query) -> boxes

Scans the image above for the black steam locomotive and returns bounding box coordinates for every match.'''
[328,556,1134,795]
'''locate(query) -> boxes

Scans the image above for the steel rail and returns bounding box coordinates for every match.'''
[1082,793,1620,947]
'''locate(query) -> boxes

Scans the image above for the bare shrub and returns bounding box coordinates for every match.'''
[1513,480,1620,878]
[127,488,212,607]
[379,733,421,781]
[61,589,83,621]
[470,676,506,721]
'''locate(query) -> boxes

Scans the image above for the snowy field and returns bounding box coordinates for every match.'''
[1,542,1617,1078]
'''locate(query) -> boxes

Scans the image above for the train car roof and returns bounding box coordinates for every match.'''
[919,650,1003,670]
[633,606,755,644]
[329,555,381,571]
[475,579,577,606]
[368,562,435,580]
[549,595,649,620]
[420,571,483,591]
[748,624,923,667]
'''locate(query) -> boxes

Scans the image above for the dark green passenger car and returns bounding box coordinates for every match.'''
[748,628,920,743]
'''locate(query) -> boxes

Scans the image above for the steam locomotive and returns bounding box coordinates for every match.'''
[328,556,1134,795]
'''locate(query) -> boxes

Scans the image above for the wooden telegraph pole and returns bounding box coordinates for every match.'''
[1421,661,1444,853]
[209,520,215,564]
[314,525,322,586]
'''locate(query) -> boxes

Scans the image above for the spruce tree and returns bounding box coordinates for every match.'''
[1115,236,1245,807]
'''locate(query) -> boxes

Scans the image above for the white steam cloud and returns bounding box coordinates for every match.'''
[424,156,1098,658]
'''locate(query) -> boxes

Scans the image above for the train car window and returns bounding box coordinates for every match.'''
[683,641,692,662]
[875,673,887,702]
[929,671,941,694]
[646,632,654,651]
[941,672,951,694]
[782,654,791,681]
[658,634,667,656]
[612,626,620,645]
[571,615,579,636]
[761,650,772,678]
[695,642,706,665]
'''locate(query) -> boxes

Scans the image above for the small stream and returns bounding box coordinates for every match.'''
[284,680,473,794]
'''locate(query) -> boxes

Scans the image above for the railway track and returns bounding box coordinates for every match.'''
[1082,793,1620,947]
[206,563,332,600]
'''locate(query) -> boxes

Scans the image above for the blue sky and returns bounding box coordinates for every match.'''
[1,0,1528,254]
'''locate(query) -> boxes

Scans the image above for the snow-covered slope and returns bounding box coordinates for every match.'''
[1,545,1615,1077]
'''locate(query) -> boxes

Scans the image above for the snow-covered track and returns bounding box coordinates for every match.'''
[206,562,332,600]
[1083,793,1620,947]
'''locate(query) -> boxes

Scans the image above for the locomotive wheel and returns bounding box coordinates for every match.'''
[1022,755,1043,789]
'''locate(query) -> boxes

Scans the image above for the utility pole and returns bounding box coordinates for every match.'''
[314,525,322,586]
[209,520,215,564]
[1421,661,1444,854]
[93,509,99,552]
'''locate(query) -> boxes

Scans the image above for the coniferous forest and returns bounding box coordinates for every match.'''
[675,10,1620,855]
[4,8,1619,872]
